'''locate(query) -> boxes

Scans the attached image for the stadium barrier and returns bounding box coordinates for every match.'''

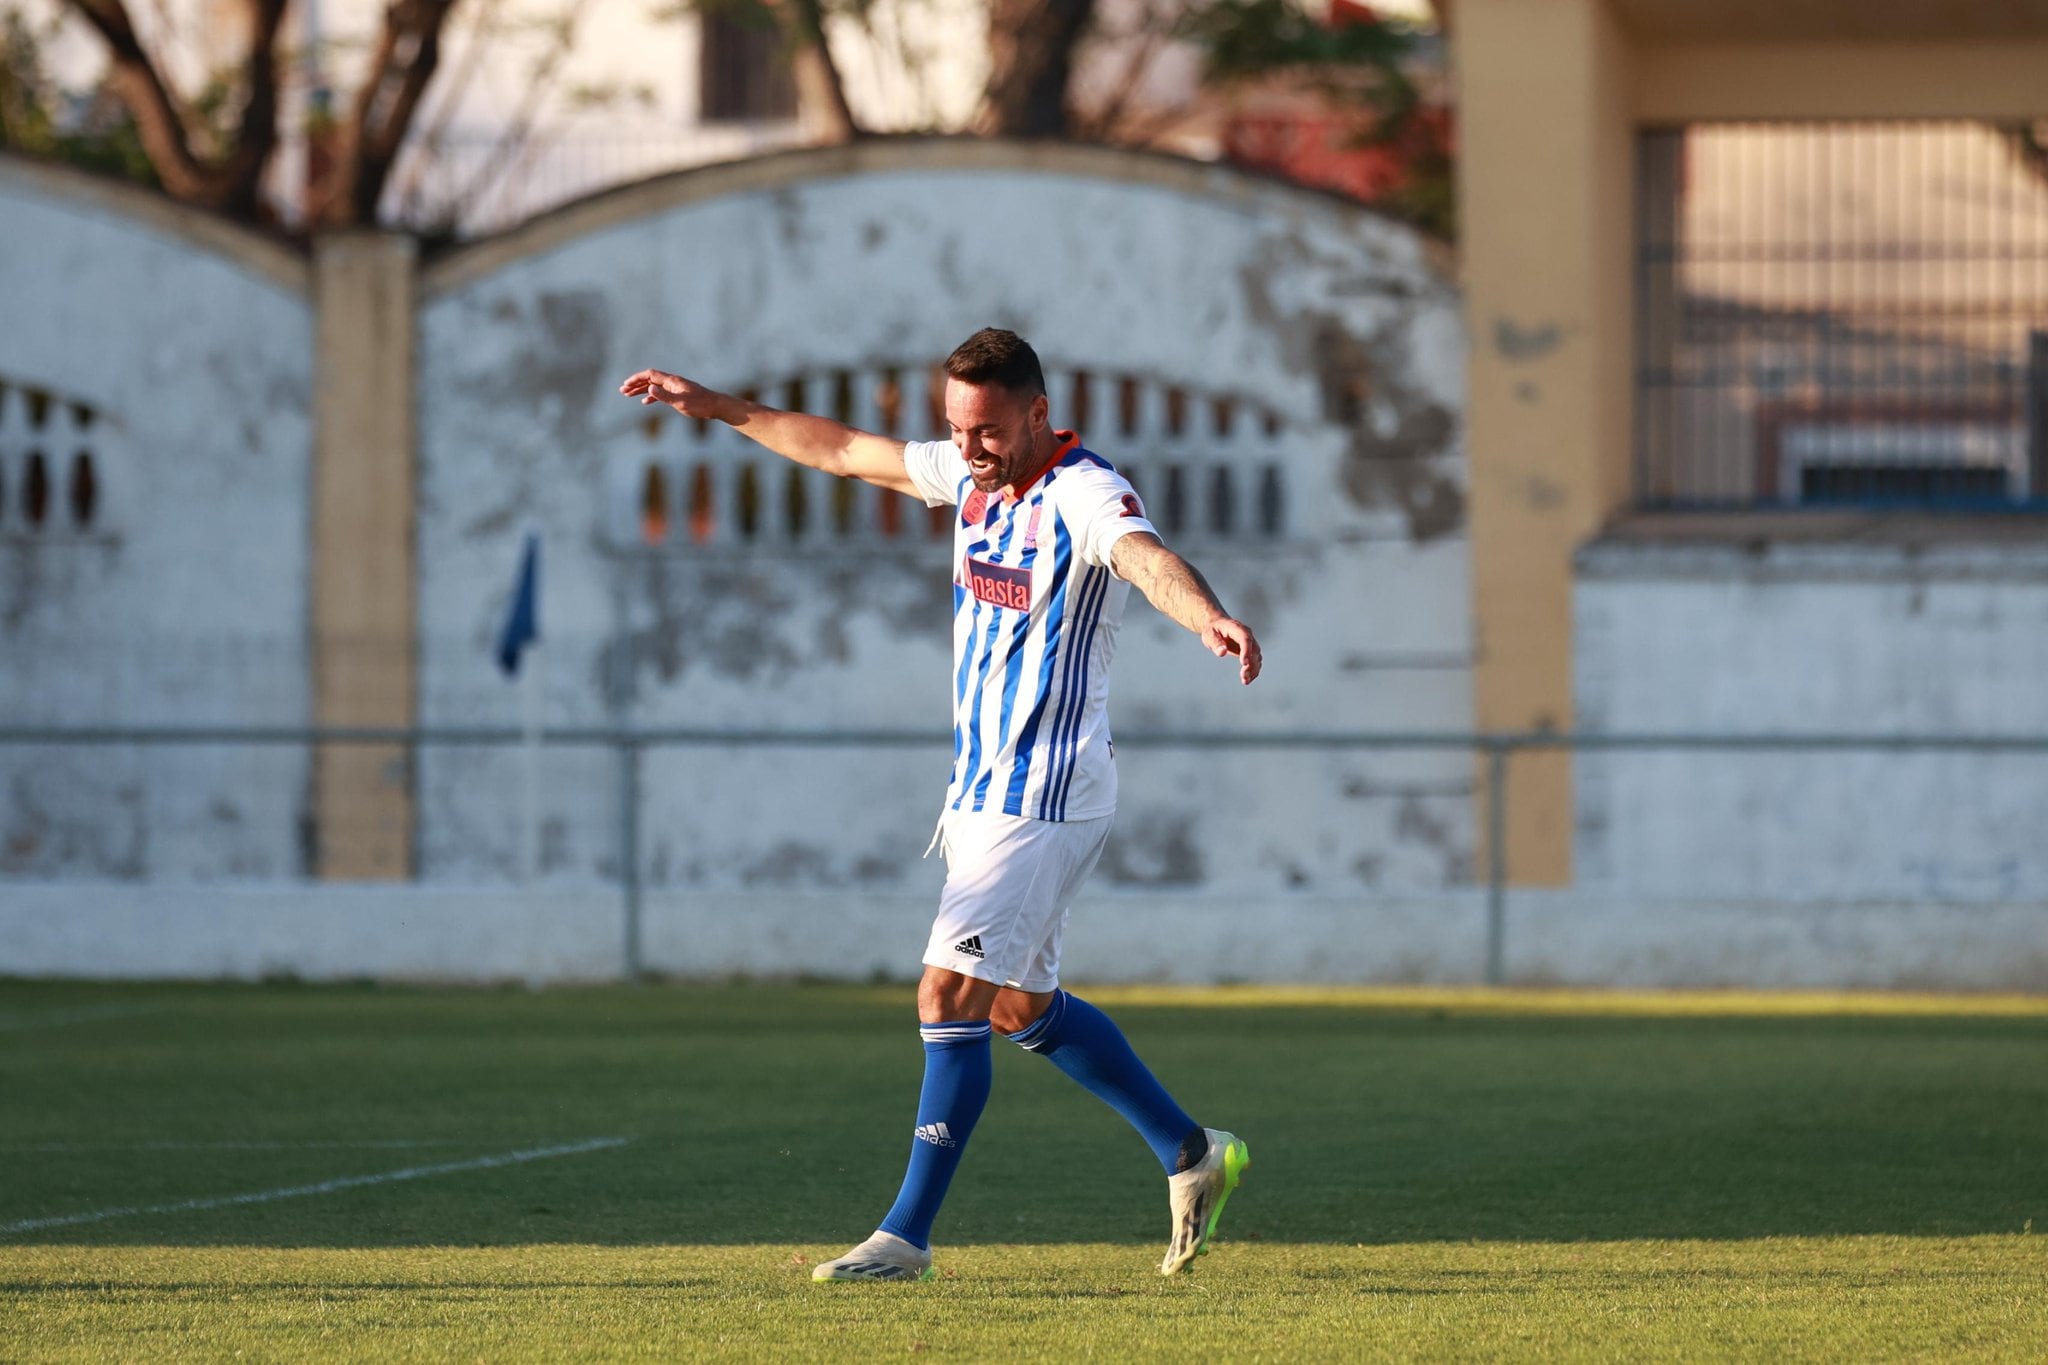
[5,724,2048,986]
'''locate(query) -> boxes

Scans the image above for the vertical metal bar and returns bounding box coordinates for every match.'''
[407,728,421,882]
[1632,129,1652,504]
[619,735,644,979]
[1484,741,1509,986]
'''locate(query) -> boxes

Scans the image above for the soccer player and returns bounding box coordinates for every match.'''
[620,328,1261,1282]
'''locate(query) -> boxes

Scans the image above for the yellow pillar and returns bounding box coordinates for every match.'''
[310,233,417,879]
[1455,0,1636,883]
[1635,41,2048,122]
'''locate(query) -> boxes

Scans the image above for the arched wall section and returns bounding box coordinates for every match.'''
[0,155,313,879]
[416,141,1473,907]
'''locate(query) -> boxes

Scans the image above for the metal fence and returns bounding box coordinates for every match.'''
[1635,121,2048,509]
[8,724,2048,985]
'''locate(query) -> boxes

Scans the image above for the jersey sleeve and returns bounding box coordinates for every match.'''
[1057,462,1160,573]
[900,440,961,508]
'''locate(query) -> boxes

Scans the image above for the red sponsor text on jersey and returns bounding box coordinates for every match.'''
[962,556,1032,610]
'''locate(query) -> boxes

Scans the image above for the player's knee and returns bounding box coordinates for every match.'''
[917,965,997,1024]
[989,988,1055,1036]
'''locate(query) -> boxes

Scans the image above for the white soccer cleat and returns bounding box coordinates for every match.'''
[811,1230,937,1283]
[1159,1128,1250,1275]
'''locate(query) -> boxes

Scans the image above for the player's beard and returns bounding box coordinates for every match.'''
[966,457,1005,493]
[966,429,1045,493]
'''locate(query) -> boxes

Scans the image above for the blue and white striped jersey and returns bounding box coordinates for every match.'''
[903,431,1157,822]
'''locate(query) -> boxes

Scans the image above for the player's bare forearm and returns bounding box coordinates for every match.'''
[1111,533,1263,684]
[1116,535,1226,631]
[619,368,916,496]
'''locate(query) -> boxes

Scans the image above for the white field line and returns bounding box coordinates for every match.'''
[0,1136,631,1236]
[0,1003,169,1032]
[7,1140,478,1152]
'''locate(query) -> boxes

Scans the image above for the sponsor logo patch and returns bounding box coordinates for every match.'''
[961,557,1032,611]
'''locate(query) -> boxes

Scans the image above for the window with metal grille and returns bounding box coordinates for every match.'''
[1635,122,2048,509]
[698,5,797,123]
[0,378,106,537]
[614,366,1290,550]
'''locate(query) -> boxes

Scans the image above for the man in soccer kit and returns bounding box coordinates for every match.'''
[620,329,1262,1282]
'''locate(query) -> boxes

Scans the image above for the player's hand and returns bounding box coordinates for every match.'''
[1203,618,1262,685]
[619,368,729,420]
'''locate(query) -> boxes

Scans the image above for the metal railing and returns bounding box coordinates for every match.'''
[7,723,2048,983]
[1635,121,2048,510]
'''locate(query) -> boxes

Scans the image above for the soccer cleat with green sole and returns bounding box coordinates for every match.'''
[811,1230,937,1283]
[1159,1128,1249,1274]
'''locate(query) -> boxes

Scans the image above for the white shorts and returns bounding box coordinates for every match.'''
[922,810,1113,993]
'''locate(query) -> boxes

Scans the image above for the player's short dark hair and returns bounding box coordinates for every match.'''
[943,328,1046,398]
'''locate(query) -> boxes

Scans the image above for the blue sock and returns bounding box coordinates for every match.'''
[1007,990,1197,1174]
[876,1020,993,1251]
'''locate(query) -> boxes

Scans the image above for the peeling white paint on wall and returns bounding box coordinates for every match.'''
[413,146,1473,900]
[18,145,2046,988]
[0,160,314,880]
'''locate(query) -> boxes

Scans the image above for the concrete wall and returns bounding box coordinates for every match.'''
[412,141,1473,901]
[10,883,2043,991]
[1576,530,2048,905]
[9,130,2048,991]
[0,156,313,880]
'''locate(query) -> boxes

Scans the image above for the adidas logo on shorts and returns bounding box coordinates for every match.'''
[952,934,985,959]
[914,1122,957,1147]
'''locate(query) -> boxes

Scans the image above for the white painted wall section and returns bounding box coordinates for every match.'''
[0,160,314,881]
[413,145,1472,905]
[1576,537,2048,902]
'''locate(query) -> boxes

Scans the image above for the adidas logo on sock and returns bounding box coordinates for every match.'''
[914,1122,957,1147]
[953,935,985,959]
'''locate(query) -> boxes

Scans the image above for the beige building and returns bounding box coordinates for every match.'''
[1454,0,2048,883]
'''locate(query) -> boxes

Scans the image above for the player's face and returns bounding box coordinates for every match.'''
[945,378,1050,493]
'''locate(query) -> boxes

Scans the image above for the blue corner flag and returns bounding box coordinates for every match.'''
[496,532,540,677]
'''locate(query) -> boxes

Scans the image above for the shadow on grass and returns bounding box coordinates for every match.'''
[0,1280,722,1296]
[3,985,2044,1248]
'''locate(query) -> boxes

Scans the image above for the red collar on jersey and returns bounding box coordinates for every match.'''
[1001,430,1081,502]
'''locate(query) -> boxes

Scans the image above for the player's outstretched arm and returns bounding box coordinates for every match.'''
[619,368,918,497]
[1110,532,1262,685]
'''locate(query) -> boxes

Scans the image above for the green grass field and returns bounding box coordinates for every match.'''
[3,980,2046,1361]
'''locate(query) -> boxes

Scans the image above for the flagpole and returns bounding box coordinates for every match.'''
[495,527,543,887]
[521,634,542,883]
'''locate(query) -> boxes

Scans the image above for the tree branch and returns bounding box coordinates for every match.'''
[67,0,286,216]
[1070,0,1173,142]
[66,0,207,195]
[323,0,461,225]
[216,0,287,217]
[447,2,581,220]
[978,0,1093,137]
[389,0,504,221]
[759,0,858,143]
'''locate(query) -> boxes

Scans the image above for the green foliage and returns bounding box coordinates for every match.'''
[1179,0,1454,239]
[2,980,2045,1359]
[0,8,154,186]
[1179,0,1414,92]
